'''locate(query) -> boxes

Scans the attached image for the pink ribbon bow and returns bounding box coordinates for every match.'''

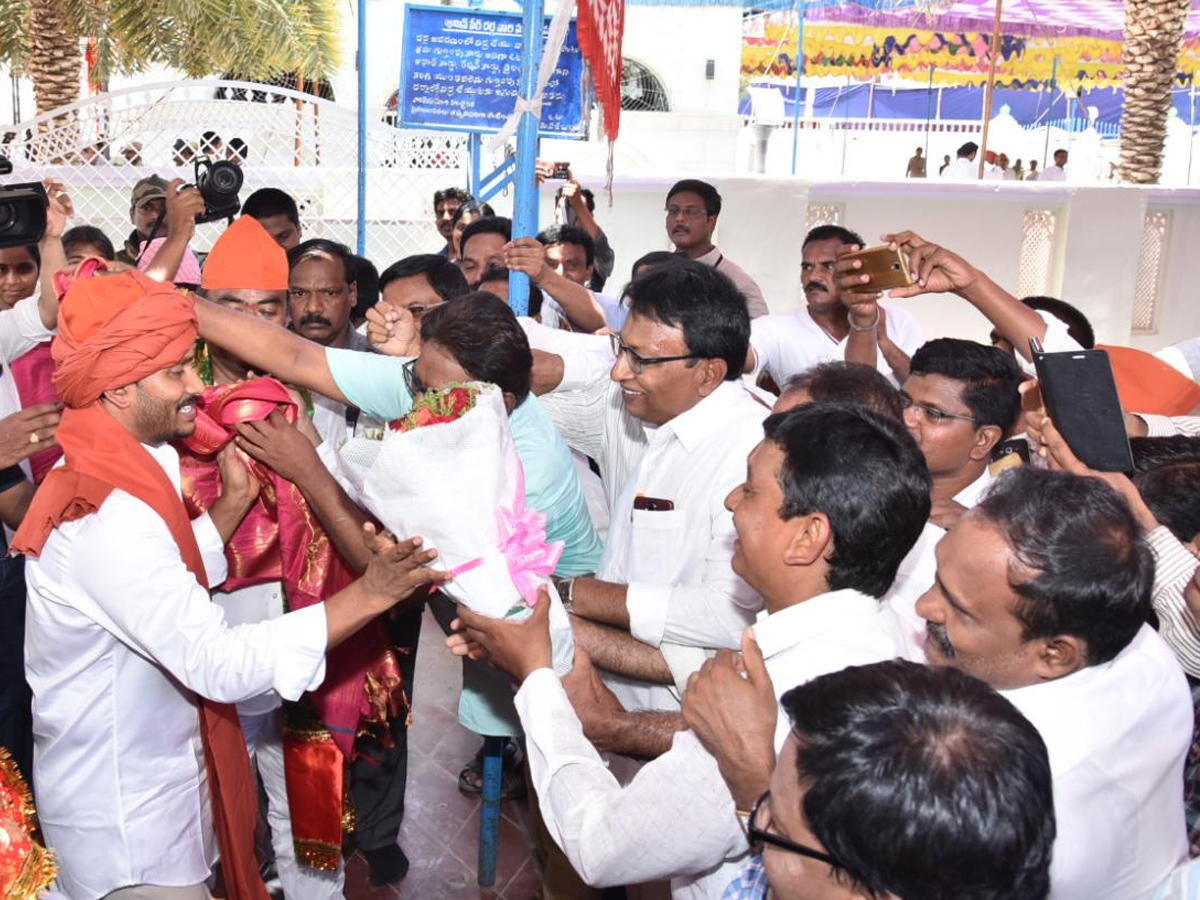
[451,467,564,607]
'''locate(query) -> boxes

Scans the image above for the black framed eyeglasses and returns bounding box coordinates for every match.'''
[746,791,839,868]
[899,393,979,426]
[610,334,701,375]
[402,358,428,396]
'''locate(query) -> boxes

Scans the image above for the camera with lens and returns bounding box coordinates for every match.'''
[191,156,243,224]
[0,156,48,249]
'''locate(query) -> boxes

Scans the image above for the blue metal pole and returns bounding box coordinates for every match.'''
[508,0,545,318]
[356,0,367,256]
[789,0,807,176]
[469,132,482,197]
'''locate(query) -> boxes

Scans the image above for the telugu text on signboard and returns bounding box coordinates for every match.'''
[399,5,589,137]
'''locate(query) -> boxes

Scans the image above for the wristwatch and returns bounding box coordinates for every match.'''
[551,575,576,614]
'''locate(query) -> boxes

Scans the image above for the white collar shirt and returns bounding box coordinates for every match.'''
[1039,165,1068,181]
[601,380,768,649]
[25,442,329,900]
[942,156,980,179]
[515,588,914,900]
[311,328,386,499]
[750,303,924,388]
[1003,625,1191,900]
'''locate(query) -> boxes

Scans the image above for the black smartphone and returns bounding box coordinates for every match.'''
[1030,339,1134,472]
[990,438,1030,476]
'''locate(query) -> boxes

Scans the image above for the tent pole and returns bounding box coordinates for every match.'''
[790,0,807,176]
[1188,80,1196,185]
[924,65,935,162]
[977,0,1004,178]
[1042,55,1057,168]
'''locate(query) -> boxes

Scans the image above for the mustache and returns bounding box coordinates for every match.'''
[805,282,828,294]
[925,622,956,659]
[299,313,332,328]
[178,394,201,411]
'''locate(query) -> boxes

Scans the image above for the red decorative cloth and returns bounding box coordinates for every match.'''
[577,0,625,142]
[178,376,406,870]
[11,271,269,900]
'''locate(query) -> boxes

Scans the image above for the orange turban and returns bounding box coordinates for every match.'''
[201,215,289,291]
[52,269,198,409]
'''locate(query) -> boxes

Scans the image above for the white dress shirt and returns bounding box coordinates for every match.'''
[515,589,914,899]
[886,468,993,656]
[1003,625,1191,900]
[942,156,980,179]
[24,442,330,900]
[749,303,923,388]
[1039,165,1068,182]
[693,247,769,319]
[311,329,384,499]
[601,381,768,650]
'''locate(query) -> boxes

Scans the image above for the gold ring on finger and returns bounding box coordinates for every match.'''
[29,431,40,444]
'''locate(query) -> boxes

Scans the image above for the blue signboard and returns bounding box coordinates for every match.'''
[398,5,588,137]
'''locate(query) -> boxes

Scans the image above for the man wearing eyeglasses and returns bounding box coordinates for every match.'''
[716,661,1055,900]
[664,179,769,319]
[531,260,771,734]
[445,402,932,898]
[884,337,1024,652]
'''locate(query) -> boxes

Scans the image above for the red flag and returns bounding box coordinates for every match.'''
[577,0,625,142]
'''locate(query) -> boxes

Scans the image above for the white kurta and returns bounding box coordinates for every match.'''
[515,589,914,900]
[24,442,330,900]
[749,302,924,388]
[1003,625,1191,900]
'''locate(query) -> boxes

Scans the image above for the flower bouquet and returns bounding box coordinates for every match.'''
[356,383,575,672]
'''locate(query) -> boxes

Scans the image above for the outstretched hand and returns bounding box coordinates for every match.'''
[447,587,554,683]
[359,524,453,606]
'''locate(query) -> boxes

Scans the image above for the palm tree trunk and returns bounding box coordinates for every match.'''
[1118,0,1190,184]
[27,0,80,119]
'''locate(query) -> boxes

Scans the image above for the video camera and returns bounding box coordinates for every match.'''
[0,157,48,249]
[190,155,243,224]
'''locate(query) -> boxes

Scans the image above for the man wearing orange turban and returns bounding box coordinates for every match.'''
[12,270,450,900]
[185,216,389,897]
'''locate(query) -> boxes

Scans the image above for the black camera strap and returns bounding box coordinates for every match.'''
[132,205,169,268]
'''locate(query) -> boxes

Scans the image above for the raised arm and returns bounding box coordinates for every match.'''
[195,297,349,405]
[837,230,1049,363]
[37,179,73,329]
[505,238,607,332]
[143,180,205,284]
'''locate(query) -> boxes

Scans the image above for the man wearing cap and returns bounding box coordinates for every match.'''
[16,268,450,900]
[188,215,376,898]
[116,176,205,284]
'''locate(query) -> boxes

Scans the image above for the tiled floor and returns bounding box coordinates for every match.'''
[343,608,542,900]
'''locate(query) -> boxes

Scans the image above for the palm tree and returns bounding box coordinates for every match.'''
[0,0,341,119]
[1117,0,1191,184]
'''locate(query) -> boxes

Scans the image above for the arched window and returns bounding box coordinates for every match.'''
[621,58,669,112]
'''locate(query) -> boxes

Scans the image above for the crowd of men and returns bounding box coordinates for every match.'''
[1,163,1200,900]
